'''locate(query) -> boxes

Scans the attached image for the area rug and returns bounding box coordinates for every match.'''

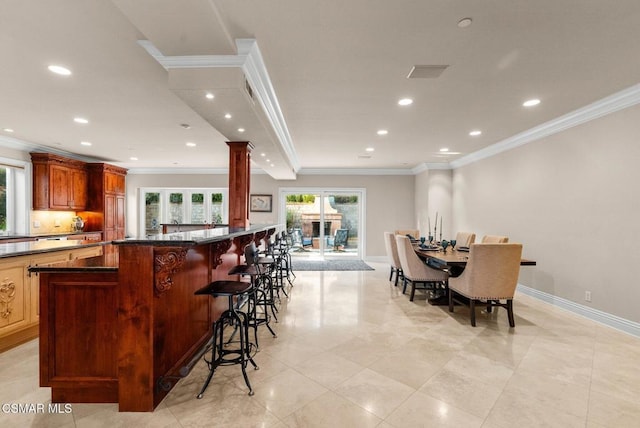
[290,259,374,271]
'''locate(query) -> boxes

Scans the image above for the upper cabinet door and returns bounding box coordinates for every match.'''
[31,153,88,211]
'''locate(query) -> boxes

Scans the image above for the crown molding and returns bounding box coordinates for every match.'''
[412,162,452,174]
[451,83,640,169]
[237,39,300,173]
[138,38,300,174]
[127,167,270,175]
[298,167,414,176]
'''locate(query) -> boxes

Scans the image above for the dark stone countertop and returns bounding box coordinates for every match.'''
[112,224,280,246]
[28,251,119,272]
[0,239,106,259]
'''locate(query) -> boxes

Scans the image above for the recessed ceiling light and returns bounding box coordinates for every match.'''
[186,142,196,147]
[80,141,92,146]
[238,128,245,133]
[73,117,89,124]
[377,129,388,136]
[130,157,138,161]
[523,98,541,107]
[266,159,271,162]
[457,17,473,28]
[3,128,14,133]
[224,113,232,119]
[47,65,71,76]
[398,98,413,106]
[469,130,482,136]
[270,163,275,167]
[440,148,449,152]
[205,92,214,100]
[260,153,266,157]
[365,147,375,152]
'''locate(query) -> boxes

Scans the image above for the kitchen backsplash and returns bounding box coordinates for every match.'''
[30,211,77,234]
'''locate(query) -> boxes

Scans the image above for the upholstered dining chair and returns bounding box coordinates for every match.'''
[394,229,420,240]
[448,243,523,327]
[481,235,509,243]
[384,232,403,286]
[396,235,449,301]
[455,232,476,248]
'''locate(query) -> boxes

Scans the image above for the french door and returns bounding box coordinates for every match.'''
[279,188,365,259]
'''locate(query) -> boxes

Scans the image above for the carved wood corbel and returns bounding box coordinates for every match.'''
[232,234,255,257]
[210,239,232,269]
[154,248,188,297]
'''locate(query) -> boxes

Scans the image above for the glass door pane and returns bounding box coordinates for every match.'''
[211,192,223,224]
[144,192,161,236]
[190,192,205,223]
[285,193,321,258]
[168,192,184,224]
[325,193,359,258]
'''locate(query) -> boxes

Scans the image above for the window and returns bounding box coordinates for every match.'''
[140,188,228,236]
[0,159,28,235]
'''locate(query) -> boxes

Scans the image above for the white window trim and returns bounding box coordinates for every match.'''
[1,156,30,235]
[138,187,228,236]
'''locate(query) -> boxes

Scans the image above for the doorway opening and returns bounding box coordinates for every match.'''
[279,188,365,260]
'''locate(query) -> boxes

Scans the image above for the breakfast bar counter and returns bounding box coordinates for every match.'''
[31,224,279,412]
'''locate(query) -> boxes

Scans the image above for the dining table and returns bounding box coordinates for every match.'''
[414,245,537,268]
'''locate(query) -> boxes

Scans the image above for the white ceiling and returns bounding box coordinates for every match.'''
[1,0,639,179]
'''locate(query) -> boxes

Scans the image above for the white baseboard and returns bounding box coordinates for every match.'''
[517,284,640,338]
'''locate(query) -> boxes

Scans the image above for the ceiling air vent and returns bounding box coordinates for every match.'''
[407,65,449,79]
[358,155,372,159]
[244,78,254,100]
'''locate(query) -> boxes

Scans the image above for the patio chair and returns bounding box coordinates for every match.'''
[327,229,348,251]
[291,228,312,251]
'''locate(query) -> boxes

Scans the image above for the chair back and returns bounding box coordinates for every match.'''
[455,232,476,247]
[451,243,522,299]
[481,235,509,243]
[394,229,420,239]
[244,241,260,267]
[395,235,425,279]
[384,231,402,269]
[334,229,348,246]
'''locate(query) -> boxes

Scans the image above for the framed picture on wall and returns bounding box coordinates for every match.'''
[250,194,272,212]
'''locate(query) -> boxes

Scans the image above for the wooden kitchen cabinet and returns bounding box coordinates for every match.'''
[31,153,88,210]
[86,163,127,241]
[0,249,80,352]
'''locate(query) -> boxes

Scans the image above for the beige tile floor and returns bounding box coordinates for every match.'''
[2,262,640,427]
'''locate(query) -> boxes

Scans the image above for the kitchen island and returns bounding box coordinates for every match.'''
[31,224,279,412]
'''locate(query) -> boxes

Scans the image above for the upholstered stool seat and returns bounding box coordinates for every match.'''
[194,280,258,397]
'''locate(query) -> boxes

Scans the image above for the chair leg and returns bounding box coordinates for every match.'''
[486,300,493,313]
[402,277,407,294]
[394,270,401,287]
[507,299,515,327]
[389,266,393,281]
[470,300,476,327]
[448,289,454,312]
[409,281,416,301]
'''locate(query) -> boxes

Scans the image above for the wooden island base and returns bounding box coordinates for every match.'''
[35,226,277,412]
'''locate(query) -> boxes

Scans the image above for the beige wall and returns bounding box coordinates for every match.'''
[415,169,453,241]
[452,104,640,323]
[126,172,415,258]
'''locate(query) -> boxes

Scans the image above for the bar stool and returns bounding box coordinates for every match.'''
[194,280,258,397]
[229,243,278,348]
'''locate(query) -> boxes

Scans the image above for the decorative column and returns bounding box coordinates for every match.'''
[227,141,253,228]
